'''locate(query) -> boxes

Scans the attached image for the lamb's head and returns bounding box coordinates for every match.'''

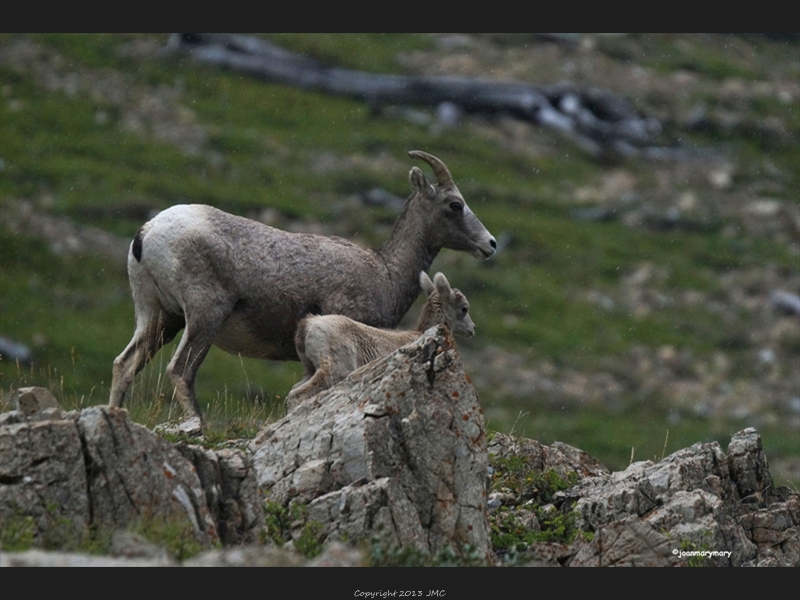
[408,150,496,260]
[419,271,475,338]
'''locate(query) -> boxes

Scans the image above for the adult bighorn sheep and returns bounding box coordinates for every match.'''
[286,271,473,410]
[109,151,495,426]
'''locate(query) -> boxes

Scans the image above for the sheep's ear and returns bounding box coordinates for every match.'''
[420,271,435,295]
[409,167,436,200]
[433,272,451,300]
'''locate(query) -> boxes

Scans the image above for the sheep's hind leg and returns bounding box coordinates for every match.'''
[165,305,233,425]
[110,310,183,408]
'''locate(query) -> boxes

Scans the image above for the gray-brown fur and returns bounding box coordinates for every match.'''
[286,271,473,410]
[109,151,495,425]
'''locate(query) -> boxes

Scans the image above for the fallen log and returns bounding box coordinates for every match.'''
[167,33,671,159]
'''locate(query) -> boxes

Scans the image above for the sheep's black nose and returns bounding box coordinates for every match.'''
[490,238,497,249]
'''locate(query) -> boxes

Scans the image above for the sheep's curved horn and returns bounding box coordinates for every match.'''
[408,150,453,185]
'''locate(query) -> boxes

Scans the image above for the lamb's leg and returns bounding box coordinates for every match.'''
[290,352,316,391]
[290,319,316,390]
[285,357,336,411]
[110,308,183,408]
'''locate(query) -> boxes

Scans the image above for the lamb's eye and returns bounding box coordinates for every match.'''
[462,306,468,314]
[449,202,463,212]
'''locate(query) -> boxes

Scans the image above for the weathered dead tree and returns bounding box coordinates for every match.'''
[166,33,675,160]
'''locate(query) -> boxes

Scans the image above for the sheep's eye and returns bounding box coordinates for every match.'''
[461,306,468,314]
[449,202,463,212]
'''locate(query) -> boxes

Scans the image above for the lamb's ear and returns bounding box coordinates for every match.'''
[433,272,451,300]
[409,167,436,200]
[420,271,435,296]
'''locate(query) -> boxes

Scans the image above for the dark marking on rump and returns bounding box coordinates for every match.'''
[299,303,323,319]
[132,227,144,262]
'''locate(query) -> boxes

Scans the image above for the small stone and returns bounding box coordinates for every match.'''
[12,386,61,415]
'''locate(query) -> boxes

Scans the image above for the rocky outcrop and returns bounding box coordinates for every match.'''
[76,407,219,542]
[250,325,491,560]
[1,328,797,567]
[176,445,262,545]
[488,428,800,567]
[0,398,262,549]
[0,401,90,546]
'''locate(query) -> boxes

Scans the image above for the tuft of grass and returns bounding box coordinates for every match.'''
[127,514,208,562]
[678,535,714,567]
[491,505,584,557]
[488,460,586,560]
[263,500,325,558]
[0,486,210,560]
[0,513,37,552]
[490,459,578,504]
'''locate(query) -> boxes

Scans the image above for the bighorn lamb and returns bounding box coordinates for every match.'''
[109,151,495,424]
[286,271,473,410]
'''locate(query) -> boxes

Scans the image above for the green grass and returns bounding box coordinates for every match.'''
[596,34,764,81]
[263,34,434,74]
[487,403,800,481]
[1,33,798,487]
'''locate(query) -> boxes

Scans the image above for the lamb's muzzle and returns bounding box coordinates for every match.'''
[108,151,494,425]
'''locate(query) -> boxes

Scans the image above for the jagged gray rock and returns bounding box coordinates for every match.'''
[249,325,491,560]
[568,430,795,567]
[727,426,772,502]
[2,337,796,567]
[569,515,680,567]
[488,427,799,567]
[0,403,263,550]
[11,386,60,415]
[488,432,610,480]
[76,406,218,543]
[0,413,89,544]
[177,444,263,545]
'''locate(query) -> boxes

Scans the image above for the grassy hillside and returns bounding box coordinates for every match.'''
[1,34,798,484]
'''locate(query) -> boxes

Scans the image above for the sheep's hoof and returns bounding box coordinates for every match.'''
[155,416,204,438]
